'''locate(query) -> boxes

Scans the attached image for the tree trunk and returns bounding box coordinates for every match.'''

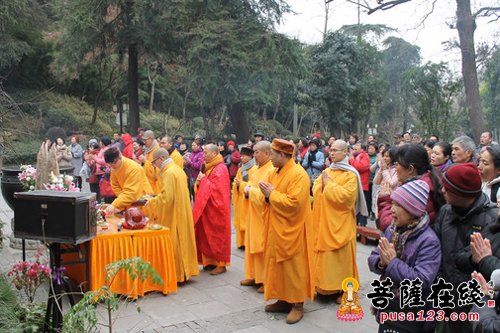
[128,43,140,136]
[456,0,485,142]
[228,103,250,144]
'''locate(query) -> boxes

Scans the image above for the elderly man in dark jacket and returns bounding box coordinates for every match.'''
[434,162,498,333]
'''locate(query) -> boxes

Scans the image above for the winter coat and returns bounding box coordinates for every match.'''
[433,193,498,287]
[186,149,203,181]
[368,218,441,332]
[349,151,370,191]
[376,194,393,232]
[302,149,325,185]
[227,150,241,179]
[456,219,500,281]
[70,143,83,176]
[121,134,134,160]
[471,292,500,333]
[56,144,72,168]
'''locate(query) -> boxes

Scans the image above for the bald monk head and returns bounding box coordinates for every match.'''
[330,139,349,164]
[203,143,219,164]
[253,140,271,167]
[159,136,174,150]
[152,148,170,168]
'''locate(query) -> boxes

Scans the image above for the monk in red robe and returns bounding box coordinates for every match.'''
[193,143,231,275]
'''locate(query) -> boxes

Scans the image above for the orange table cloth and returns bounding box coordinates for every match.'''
[65,217,177,298]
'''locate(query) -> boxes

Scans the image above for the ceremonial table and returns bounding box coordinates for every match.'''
[64,217,177,298]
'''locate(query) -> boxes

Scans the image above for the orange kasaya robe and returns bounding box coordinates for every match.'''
[193,154,231,266]
[110,157,153,211]
[143,141,160,193]
[263,158,314,303]
[232,164,256,248]
[311,168,359,294]
[170,149,184,169]
[143,160,199,282]
[246,160,274,284]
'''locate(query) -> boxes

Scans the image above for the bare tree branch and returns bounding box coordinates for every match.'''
[473,6,500,19]
[365,0,412,14]
[342,0,371,11]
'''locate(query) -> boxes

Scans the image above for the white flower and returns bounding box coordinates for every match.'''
[29,185,35,191]
[26,177,31,181]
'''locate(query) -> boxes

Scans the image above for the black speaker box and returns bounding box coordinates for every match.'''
[13,190,97,244]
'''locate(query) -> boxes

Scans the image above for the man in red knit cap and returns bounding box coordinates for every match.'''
[434,162,498,333]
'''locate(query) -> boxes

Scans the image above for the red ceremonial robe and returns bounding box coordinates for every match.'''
[193,156,231,263]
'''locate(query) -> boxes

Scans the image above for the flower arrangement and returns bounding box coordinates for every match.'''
[7,251,52,303]
[43,172,80,192]
[18,165,37,191]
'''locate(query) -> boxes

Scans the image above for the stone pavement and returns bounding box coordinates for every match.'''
[0,187,380,333]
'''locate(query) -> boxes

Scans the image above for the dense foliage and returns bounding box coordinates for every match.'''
[0,0,495,153]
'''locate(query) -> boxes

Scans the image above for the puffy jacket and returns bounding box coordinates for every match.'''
[121,134,134,160]
[433,193,498,287]
[349,151,370,191]
[368,218,441,332]
[302,150,325,185]
[456,219,500,281]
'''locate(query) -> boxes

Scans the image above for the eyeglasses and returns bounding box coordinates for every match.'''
[330,148,342,153]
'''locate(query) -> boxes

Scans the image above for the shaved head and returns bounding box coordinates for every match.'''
[153,148,170,159]
[333,139,348,150]
[254,140,271,166]
[159,136,174,150]
[254,140,271,152]
[205,143,219,154]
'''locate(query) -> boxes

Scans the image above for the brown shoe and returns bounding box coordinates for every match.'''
[257,285,264,293]
[210,266,227,275]
[286,303,304,324]
[240,279,256,286]
[265,300,292,313]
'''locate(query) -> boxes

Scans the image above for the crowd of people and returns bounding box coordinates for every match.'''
[46,128,500,331]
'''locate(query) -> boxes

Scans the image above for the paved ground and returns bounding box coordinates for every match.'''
[0,185,380,333]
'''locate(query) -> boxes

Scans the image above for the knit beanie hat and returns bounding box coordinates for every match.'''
[442,162,482,198]
[391,179,430,217]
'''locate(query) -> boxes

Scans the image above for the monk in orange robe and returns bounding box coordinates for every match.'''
[312,139,367,301]
[144,148,199,282]
[259,139,314,325]
[192,143,231,275]
[138,130,160,193]
[159,135,184,169]
[232,147,256,249]
[240,141,274,291]
[104,147,153,216]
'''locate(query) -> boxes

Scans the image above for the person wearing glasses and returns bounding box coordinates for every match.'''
[312,140,367,303]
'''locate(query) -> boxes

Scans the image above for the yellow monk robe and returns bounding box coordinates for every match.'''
[143,142,160,193]
[110,157,153,211]
[144,160,199,282]
[170,149,184,169]
[246,160,274,283]
[311,168,359,294]
[263,158,314,303]
[232,165,256,248]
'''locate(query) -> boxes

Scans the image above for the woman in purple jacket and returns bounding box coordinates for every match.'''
[185,138,204,199]
[368,179,441,333]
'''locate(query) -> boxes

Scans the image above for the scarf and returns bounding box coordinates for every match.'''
[241,158,255,182]
[203,153,223,176]
[390,214,429,260]
[145,140,158,155]
[330,156,368,216]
